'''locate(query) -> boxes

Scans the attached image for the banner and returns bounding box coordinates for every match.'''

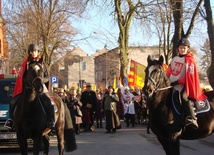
[163,63,168,71]
[99,83,103,91]
[128,59,146,89]
[113,74,117,90]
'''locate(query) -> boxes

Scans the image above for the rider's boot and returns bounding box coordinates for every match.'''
[183,99,198,129]
[4,95,21,129]
[40,93,55,135]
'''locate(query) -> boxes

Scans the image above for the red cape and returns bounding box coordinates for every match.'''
[13,58,28,97]
[184,53,207,101]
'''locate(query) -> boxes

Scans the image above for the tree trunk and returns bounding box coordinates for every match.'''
[204,0,214,89]
[114,0,136,86]
[170,0,183,57]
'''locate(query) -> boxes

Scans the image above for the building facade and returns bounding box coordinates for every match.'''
[51,46,163,91]
[94,46,163,90]
[51,47,95,90]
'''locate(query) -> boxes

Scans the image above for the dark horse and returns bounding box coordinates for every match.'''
[143,55,214,155]
[13,58,76,155]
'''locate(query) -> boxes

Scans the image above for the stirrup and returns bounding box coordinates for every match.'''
[185,117,198,129]
[42,128,51,136]
[4,119,14,130]
[47,119,55,128]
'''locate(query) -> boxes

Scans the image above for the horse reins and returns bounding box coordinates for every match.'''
[147,69,172,92]
[27,76,43,90]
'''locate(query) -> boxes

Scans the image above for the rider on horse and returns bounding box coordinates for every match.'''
[166,38,207,129]
[4,44,55,133]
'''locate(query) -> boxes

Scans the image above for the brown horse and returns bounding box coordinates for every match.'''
[143,55,214,155]
[14,59,76,155]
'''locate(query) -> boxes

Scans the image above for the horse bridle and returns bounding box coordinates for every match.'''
[147,77,172,92]
[26,63,43,90]
[146,66,172,93]
[26,76,43,90]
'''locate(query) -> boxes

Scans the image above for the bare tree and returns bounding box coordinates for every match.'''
[150,0,173,65]
[114,0,145,85]
[201,0,214,89]
[199,38,211,72]
[87,0,154,85]
[3,0,86,68]
[169,0,204,56]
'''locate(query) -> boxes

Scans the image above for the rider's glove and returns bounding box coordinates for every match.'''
[171,80,179,86]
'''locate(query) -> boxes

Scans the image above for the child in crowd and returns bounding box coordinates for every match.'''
[124,95,135,127]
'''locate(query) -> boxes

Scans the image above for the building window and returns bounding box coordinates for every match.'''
[81,61,86,70]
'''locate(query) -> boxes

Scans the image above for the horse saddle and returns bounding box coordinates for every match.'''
[172,90,210,115]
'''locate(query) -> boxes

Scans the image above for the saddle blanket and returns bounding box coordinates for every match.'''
[194,99,210,114]
[172,90,210,115]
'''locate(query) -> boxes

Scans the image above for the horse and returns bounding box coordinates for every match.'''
[13,58,76,155]
[143,55,214,155]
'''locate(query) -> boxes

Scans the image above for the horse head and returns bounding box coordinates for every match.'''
[25,58,44,95]
[143,55,171,100]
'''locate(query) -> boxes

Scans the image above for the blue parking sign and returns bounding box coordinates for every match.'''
[50,76,58,84]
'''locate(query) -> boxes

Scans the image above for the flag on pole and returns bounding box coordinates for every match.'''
[99,83,103,91]
[123,76,129,87]
[163,63,168,71]
[128,59,146,89]
[113,74,117,90]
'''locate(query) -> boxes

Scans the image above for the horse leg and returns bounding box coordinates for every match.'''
[42,135,50,155]
[157,135,180,155]
[33,137,42,155]
[166,139,180,155]
[16,133,28,155]
[55,124,65,155]
[147,121,150,134]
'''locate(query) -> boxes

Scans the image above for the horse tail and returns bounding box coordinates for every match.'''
[64,103,77,152]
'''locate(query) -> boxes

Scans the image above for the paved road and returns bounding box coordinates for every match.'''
[1,121,214,155]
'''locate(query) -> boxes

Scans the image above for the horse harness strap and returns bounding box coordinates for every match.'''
[156,86,172,91]
[27,76,42,89]
[38,96,47,115]
[147,76,172,92]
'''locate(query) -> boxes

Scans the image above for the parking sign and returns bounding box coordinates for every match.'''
[50,76,58,84]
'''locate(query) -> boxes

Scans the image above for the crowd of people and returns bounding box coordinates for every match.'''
[54,83,149,134]
[3,42,148,135]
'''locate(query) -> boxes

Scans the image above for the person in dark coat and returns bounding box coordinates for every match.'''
[80,83,97,132]
[95,89,104,128]
[116,88,125,120]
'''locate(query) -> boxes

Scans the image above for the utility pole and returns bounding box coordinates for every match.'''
[79,56,82,88]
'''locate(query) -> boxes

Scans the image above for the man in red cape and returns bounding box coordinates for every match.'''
[4,44,54,134]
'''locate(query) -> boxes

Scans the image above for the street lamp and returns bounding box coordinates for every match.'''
[93,31,108,88]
